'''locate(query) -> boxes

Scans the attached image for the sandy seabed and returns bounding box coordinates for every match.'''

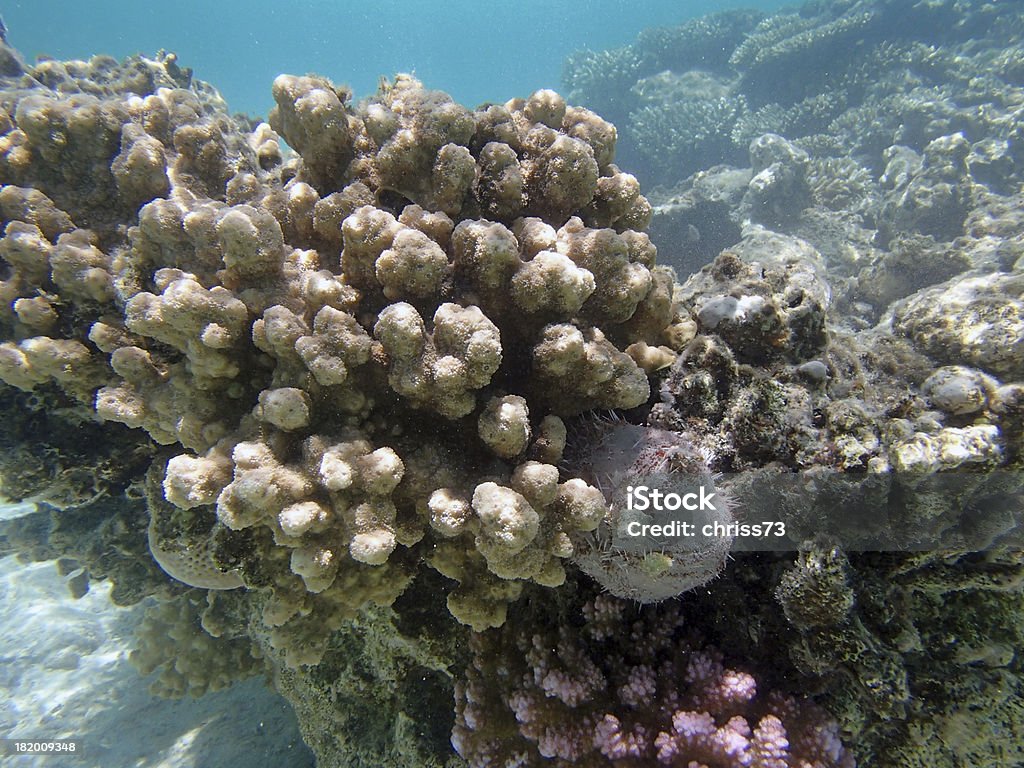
[0,506,314,768]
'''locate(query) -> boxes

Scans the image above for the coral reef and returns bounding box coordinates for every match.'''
[0,30,688,766]
[3,1,1024,766]
[773,545,1024,767]
[262,573,468,768]
[562,10,764,178]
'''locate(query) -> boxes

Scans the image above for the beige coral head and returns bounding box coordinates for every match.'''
[524,89,567,129]
[256,387,312,431]
[472,481,539,554]
[350,529,397,565]
[478,395,531,459]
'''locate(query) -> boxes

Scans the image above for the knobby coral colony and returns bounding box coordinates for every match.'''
[0,47,671,654]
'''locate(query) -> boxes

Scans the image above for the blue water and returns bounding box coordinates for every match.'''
[3,0,789,116]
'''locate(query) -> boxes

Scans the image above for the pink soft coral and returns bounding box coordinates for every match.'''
[454,593,854,768]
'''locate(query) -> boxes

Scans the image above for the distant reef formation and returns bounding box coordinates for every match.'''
[0,0,1022,766]
[564,0,1024,190]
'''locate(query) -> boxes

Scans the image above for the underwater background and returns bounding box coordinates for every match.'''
[3,0,790,116]
[1,0,1024,767]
